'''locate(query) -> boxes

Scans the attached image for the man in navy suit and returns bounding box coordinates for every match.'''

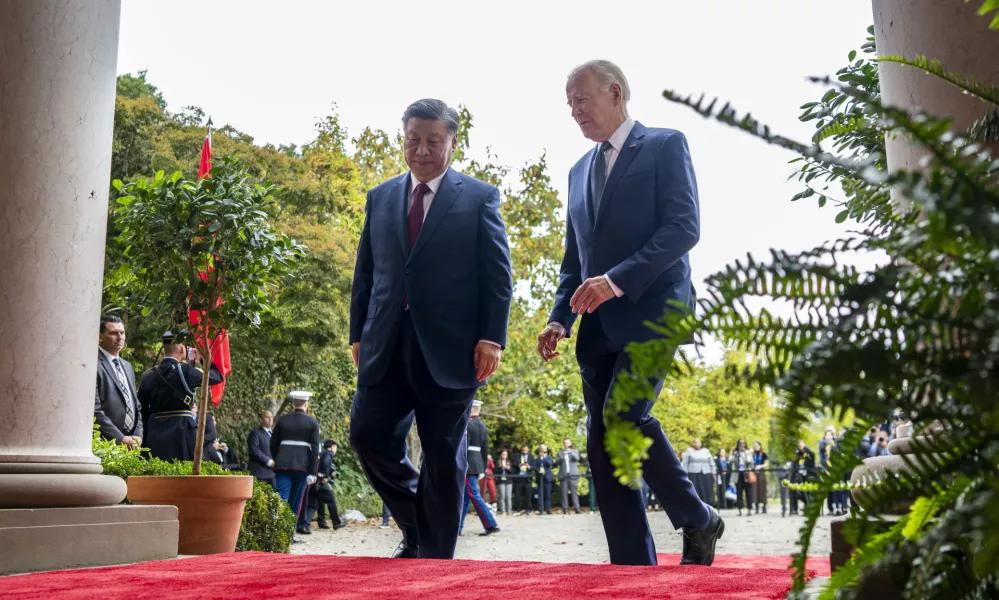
[538,60,724,567]
[349,98,513,560]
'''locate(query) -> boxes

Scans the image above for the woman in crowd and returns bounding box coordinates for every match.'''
[751,440,769,514]
[495,449,515,515]
[682,438,716,507]
[731,438,754,516]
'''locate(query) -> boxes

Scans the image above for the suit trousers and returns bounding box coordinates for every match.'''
[350,311,477,559]
[537,478,553,513]
[576,312,710,566]
[316,486,342,527]
[513,475,533,512]
[560,476,580,512]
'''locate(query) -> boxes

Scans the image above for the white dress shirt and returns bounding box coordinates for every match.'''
[99,346,134,393]
[596,117,636,298]
[408,169,448,219]
[409,168,501,350]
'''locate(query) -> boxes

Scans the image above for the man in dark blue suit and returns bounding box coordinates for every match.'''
[349,98,513,560]
[538,60,724,567]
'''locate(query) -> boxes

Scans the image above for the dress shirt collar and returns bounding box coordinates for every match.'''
[605,117,635,153]
[409,167,448,195]
[99,346,120,363]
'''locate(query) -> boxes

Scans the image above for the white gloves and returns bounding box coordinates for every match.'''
[267,459,275,468]
[306,475,317,485]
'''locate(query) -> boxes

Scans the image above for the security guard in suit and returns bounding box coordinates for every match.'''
[271,392,321,523]
[138,330,224,462]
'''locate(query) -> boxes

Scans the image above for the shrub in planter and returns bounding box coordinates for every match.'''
[93,424,294,553]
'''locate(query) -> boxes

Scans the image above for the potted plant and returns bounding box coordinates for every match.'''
[112,156,304,554]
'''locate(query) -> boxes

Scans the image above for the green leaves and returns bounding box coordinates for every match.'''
[967,0,999,29]
[619,22,999,600]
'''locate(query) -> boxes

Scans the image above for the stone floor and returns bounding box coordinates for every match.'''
[292,504,832,563]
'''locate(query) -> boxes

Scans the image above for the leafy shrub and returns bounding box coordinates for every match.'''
[236,481,296,553]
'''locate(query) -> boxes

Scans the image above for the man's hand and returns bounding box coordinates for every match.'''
[121,436,138,450]
[537,322,566,362]
[570,276,616,314]
[474,342,502,381]
[267,459,275,468]
[351,342,360,368]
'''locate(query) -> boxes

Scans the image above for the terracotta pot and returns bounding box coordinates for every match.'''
[127,475,253,555]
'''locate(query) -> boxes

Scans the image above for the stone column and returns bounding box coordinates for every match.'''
[0,0,177,574]
[873,0,999,206]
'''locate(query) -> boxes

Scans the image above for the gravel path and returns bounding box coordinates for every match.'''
[292,503,832,563]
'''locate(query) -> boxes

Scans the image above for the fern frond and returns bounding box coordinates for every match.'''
[968,107,999,142]
[878,55,999,106]
[966,0,999,29]
[812,115,874,144]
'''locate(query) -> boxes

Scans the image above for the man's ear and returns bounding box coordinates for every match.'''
[610,83,622,106]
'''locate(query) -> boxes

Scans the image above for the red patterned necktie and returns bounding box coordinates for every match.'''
[409,183,430,249]
[403,183,430,311]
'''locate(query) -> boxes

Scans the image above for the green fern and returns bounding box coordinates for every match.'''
[967,0,999,29]
[812,115,873,144]
[878,55,999,106]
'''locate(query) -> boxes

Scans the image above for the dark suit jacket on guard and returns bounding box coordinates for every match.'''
[247,427,275,480]
[349,168,513,390]
[95,350,143,442]
[549,122,699,345]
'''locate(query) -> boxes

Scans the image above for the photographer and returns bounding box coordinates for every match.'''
[868,432,891,458]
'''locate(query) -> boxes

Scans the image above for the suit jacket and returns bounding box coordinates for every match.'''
[517,452,534,478]
[94,350,143,442]
[247,427,275,480]
[556,448,580,479]
[535,454,555,482]
[465,417,490,475]
[550,122,700,345]
[349,168,514,389]
[271,409,320,476]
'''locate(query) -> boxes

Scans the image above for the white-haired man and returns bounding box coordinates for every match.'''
[538,59,724,566]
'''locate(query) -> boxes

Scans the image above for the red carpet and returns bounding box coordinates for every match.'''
[658,553,831,577]
[0,552,812,600]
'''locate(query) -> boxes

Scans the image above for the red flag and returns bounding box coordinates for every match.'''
[197,133,212,180]
[189,121,231,405]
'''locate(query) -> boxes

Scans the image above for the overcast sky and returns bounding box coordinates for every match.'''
[117,0,881,360]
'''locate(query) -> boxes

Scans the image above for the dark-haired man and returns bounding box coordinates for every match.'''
[348,98,513,559]
[95,315,143,449]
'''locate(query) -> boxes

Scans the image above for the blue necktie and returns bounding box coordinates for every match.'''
[589,141,613,218]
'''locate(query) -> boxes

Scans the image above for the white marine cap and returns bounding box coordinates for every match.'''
[288,390,314,403]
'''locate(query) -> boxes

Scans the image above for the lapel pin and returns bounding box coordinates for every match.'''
[629,144,637,149]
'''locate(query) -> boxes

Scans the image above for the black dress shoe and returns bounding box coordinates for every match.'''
[333,522,347,530]
[680,507,725,566]
[296,527,312,535]
[390,541,419,558]
[478,526,500,537]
